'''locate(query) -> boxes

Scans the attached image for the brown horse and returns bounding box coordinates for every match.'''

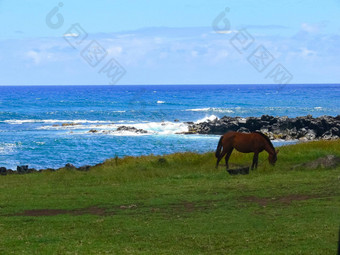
[215,131,279,170]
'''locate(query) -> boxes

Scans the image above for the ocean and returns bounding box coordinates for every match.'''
[0,84,339,169]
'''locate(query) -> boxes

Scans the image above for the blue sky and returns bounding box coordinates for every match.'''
[0,0,339,85]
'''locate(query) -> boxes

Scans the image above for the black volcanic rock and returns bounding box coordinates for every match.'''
[116,126,148,134]
[17,165,29,174]
[187,115,340,140]
[0,167,7,175]
[88,126,148,134]
[65,163,76,169]
[77,165,91,171]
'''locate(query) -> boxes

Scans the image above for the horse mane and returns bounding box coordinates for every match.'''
[254,131,275,153]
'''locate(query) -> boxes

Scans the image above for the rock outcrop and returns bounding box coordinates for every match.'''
[292,155,340,170]
[187,115,340,140]
[116,126,148,134]
[87,126,148,134]
[0,163,92,176]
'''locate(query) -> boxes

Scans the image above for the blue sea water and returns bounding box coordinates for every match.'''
[0,84,339,169]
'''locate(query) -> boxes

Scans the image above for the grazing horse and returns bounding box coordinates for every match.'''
[215,131,279,170]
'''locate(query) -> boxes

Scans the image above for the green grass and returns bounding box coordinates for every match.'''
[0,140,339,254]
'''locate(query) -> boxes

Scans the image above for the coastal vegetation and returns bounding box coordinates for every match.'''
[0,140,339,254]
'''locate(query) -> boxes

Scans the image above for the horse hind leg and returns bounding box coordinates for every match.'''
[251,152,259,170]
[215,149,228,169]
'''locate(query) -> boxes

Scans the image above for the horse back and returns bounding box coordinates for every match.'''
[222,131,265,153]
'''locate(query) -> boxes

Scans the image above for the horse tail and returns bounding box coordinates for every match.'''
[215,136,223,158]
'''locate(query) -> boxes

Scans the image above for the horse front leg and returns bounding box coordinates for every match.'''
[215,156,222,169]
[225,148,234,170]
[252,152,259,170]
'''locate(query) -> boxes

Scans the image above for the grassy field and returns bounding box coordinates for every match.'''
[0,140,339,254]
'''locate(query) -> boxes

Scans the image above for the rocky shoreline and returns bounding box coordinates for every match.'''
[0,163,95,176]
[88,126,148,135]
[1,115,339,175]
[184,115,340,141]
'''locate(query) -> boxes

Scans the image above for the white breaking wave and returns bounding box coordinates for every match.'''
[116,120,139,124]
[5,116,232,137]
[74,129,152,136]
[4,119,40,124]
[103,130,152,136]
[157,101,165,104]
[38,120,191,136]
[195,115,219,124]
[130,121,188,135]
[38,123,117,130]
[185,107,234,113]
[4,119,114,125]
[185,108,211,112]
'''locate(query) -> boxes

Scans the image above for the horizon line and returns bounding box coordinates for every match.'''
[0,83,339,87]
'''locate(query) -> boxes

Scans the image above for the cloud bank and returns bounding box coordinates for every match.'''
[0,24,339,85]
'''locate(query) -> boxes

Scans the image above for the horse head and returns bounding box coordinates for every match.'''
[268,149,279,165]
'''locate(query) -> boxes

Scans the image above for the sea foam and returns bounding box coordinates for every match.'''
[195,115,219,124]
[5,119,114,125]
[185,107,234,113]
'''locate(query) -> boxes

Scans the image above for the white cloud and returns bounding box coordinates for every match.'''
[1,26,340,84]
[191,50,198,57]
[107,46,123,56]
[26,50,41,64]
[300,47,317,58]
[64,33,79,37]
[213,30,236,34]
[301,22,326,34]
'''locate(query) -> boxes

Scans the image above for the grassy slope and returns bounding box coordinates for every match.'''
[0,140,339,254]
